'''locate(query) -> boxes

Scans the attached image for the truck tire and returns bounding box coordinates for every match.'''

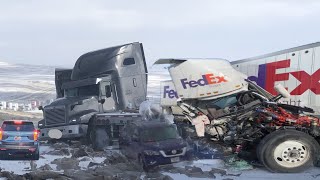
[257,129,320,173]
[91,127,110,151]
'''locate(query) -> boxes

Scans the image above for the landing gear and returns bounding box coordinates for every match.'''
[88,126,110,151]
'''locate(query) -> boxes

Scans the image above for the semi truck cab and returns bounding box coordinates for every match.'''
[38,42,148,150]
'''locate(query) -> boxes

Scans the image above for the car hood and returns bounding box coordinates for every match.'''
[141,138,187,151]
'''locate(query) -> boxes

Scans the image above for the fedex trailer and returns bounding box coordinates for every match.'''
[231,42,320,115]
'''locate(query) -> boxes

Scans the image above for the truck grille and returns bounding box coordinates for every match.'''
[45,106,66,126]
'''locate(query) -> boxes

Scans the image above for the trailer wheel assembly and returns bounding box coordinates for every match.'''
[257,129,320,173]
[90,126,110,151]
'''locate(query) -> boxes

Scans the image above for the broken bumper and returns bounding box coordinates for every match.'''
[144,154,189,166]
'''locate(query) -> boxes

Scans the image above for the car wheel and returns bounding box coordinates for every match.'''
[0,152,7,160]
[91,127,110,151]
[257,129,320,173]
[32,150,40,160]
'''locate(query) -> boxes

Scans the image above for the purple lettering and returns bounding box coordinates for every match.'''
[189,80,198,88]
[163,86,170,98]
[180,78,188,89]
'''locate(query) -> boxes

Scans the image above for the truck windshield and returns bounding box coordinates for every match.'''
[65,85,99,97]
[140,126,179,142]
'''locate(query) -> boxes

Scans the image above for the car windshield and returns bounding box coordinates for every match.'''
[1,121,34,131]
[140,125,179,142]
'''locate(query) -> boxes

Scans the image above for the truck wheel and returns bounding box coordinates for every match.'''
[257,129,320,173]
[91,127,110,151]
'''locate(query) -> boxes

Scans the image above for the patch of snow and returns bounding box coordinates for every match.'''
[0,160,32,175]
[92,157,106,163]
[173,159,225,171]
[78,156,106,170]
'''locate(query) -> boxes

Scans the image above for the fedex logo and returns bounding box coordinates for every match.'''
[248,59,320,95]
[180,73,228,89]
[163,86,178,99]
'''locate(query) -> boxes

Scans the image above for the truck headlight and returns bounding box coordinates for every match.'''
[144,150,160,156]
[38,123,43,126]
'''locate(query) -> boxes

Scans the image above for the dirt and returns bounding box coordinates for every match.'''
[0,139,239,180]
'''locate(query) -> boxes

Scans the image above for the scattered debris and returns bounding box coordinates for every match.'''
[71,148,88,158]
[47,148,70,156]
[103,152,128,165]
[224,155,253,171]
[38,164,53,171]
[51,157,80,171]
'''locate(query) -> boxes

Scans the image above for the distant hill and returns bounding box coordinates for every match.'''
[0,61,169,104]
[0,61,56,103]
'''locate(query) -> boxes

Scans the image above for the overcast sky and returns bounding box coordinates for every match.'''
[0,0,319,67]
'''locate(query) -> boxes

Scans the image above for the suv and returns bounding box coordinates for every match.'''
[119,121,190,170]
[0,120,40,160]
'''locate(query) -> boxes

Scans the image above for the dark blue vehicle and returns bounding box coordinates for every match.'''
[0,120,40,160]
[119,121,190,170]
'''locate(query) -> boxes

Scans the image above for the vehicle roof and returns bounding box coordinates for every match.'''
[131,120,174,129]
[3,120,31,122]
[231,42,320,64]
[2,120,33,124]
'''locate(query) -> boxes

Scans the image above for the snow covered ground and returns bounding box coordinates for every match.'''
[165,159,320,180]
[0,144,319,179]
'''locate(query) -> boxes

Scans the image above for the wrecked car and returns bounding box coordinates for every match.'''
[119,120,190,170]
[155,58,320,173]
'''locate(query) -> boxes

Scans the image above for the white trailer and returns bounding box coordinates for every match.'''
[231,42,320,115]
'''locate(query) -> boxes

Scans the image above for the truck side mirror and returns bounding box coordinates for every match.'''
[272,84,291,102]
[38,106,43,111]
[274,84,290,98]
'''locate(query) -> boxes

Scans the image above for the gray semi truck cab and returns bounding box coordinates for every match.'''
[38,42,148,150]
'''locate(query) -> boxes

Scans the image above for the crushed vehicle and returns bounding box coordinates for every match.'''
[119,120,190,170]
[155,58,320,173]
[0,120,40,160]
[38,42,148,150]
